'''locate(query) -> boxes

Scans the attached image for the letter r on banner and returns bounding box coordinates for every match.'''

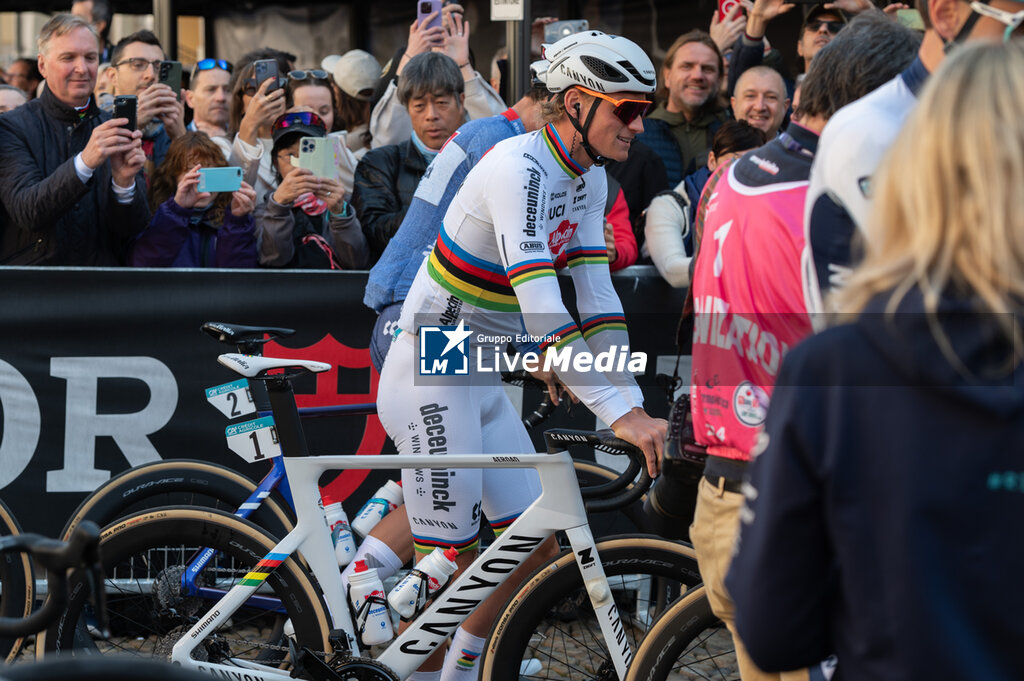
[47,357,178,492]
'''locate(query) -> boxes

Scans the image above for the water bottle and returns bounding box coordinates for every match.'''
[387,546,459,619]
[347,560,394,645]
[323,501,356,566]
[351,480,404,538]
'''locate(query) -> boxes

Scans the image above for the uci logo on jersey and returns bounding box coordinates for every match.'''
[419,319,472,375]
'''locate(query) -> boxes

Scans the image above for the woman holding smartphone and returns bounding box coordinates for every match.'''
[129,131,258,267]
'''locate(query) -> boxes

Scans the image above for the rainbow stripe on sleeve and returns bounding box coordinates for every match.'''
[239,552,288,586]
[507,259,556,287]
[427,228,521,312]
[566,246,609,268]
[581,314,628,340]
[539,320,584,351]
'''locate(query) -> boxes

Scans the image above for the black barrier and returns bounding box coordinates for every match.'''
[0,267,687,536]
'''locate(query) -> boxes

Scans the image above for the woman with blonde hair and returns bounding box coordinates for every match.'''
[725,41,1024,681]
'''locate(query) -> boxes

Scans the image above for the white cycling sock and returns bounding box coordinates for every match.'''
[440,628,485,681]
[340,534,404,591]
[408,671,441,681]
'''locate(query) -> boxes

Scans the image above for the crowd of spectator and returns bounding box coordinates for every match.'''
[0,0,907,275]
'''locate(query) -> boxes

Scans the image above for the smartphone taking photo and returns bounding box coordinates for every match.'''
[253,59,280,94]
[113,95,137,131]
[159,61,182,97]
[417,0,443,31]
[197,167,243,193]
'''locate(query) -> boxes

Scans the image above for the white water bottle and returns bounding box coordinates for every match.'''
[387,545,459,619]
[347,560,394,645]
[351,480,404,538]
[323,501,356,566]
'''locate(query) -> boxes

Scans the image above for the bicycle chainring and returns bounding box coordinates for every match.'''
[325,656,400,681]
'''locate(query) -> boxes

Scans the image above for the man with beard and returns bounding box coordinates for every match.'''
[635,30,728,185]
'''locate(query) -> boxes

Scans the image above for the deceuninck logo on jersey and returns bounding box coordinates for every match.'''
[419,320,472,375]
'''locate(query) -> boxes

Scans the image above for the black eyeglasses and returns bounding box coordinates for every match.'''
[288,69,329,81]
[113,58,162,72]
[191,58,233,81]
[805,20,843,34]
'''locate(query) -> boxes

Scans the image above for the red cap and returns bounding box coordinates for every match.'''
[443,546,459,561]
[353,560,368,572]
[396,480,403,487]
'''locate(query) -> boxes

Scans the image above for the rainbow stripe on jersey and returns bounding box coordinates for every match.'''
[427,229,521,312]
[565,246,608,268]
[582,314,628,340]
[539,320,584,351]
[542,124,585,179]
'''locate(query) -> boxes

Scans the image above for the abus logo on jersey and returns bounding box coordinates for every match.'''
[419,320,472,375]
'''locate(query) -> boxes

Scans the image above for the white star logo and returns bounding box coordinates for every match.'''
[440,319,472,357]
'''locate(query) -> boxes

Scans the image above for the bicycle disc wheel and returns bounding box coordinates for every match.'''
[624,586,737,681]
[0,496,33,663]
[59,459,294,543]
[41,506,331,674]
[481,535,702,681]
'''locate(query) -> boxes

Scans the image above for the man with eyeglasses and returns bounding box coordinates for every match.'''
[106,30,184,170]
[184,58,232,142]
[804,0,1024,319]
[0,14,148,266]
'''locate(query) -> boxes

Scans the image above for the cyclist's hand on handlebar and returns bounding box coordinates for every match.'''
[610,408,667,478]
[528,368,577,405]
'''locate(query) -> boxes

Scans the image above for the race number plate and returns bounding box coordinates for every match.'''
[225,416,281,462]
[206,379,256,418]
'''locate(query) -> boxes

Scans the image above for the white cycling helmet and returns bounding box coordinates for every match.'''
[530,59,550,89]
[542,31,656,95]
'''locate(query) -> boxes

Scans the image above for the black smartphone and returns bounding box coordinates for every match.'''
[159,60,182,97]
[253,59,280,94]
[113,95,137,131]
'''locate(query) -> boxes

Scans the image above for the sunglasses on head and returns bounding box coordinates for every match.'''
[288,69,330,82]
[191,58,232,81]
[576,86,652,126]
[273,110,326,133]
[805,20,843,34]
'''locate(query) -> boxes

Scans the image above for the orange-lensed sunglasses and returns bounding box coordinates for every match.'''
[576,86,652,126]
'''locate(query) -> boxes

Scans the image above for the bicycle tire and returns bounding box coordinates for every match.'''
[59,459,295,542]
[4,657,216,681]
[40,506,332,671]
[624,586,737,681]
[481,535,703,681]
[0,497,33,663]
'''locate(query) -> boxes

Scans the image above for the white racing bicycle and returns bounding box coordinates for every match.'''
[44,352,702,681]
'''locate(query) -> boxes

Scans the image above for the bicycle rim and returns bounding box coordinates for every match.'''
[481,535,702,681]
[42,507,331,673]
[624,587,738,681]
[0,497,33,663]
